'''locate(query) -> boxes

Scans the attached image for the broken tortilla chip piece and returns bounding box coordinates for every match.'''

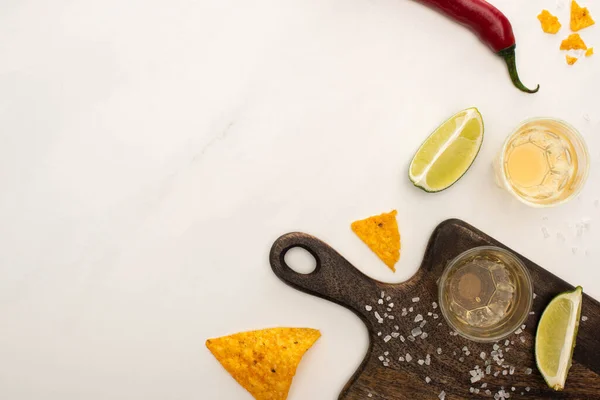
[566,55,579,65]
[560,33,588,50]
[206,328,320,400]
[538,10,562,34]
[351,210,400,272]
[586,47,594,57]
[571,0,595,31]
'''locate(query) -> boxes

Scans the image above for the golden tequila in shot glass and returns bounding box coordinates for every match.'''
[494,118,589,207]
[438,247,533,342]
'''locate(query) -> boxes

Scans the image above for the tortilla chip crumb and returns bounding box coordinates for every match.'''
[206,328,321,400]
[351,210,400,272]
[571,0,595,31]
[560,33,588,50]
[585,47,594,57]
[566,55,579,65]
[538,10,562,34]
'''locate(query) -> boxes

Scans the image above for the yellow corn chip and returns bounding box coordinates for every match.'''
[538,10,562,34]
[571,0,595,31]
[560,33,588,50]
[351,210,400,272]
[566,55,579,65]
[586,47,594,57]
[206,328,320,400]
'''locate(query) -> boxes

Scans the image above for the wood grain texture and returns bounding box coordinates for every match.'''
[269,219,600,400]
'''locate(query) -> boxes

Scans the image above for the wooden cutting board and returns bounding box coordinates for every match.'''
[269,219,600,400]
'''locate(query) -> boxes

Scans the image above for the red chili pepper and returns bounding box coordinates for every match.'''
[418,0,539,93]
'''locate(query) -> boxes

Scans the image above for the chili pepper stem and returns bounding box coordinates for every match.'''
[498,45,539,94]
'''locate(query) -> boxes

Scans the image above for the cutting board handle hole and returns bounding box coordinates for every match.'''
[284,247,317,274]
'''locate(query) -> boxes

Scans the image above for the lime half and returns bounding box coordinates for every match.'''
[409,107,484,192]
[535,286,583,391]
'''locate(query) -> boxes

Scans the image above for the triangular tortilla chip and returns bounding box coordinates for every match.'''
[571,0,595,31]
[560,33,587,50]
[351,210,400,272]
[538,10,562,34]
[206,328,320,400]
[566,55,579,65]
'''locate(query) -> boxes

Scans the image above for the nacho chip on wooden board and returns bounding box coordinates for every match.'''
[351,210,401,272]
[538,10,562,34]
[560,33,588,50]
[571,0,595,31]
[206,328,321,400]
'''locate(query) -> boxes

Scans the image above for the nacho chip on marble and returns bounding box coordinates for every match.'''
[571,0,595,31]
[206,328,320,400]
[538,10,562,34]
[566,55,579,65]
[560,33,588,50]
[351,210,401,272]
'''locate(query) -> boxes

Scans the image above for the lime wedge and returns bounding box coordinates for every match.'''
[535,286,583,391]
[409,107,484,192]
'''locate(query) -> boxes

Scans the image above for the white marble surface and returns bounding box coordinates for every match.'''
[1,0,599,399]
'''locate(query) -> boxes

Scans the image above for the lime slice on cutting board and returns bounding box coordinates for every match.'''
[409,107,484,193]
[535,286,583,391]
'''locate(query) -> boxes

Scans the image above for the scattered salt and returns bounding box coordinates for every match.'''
[486,365,492,374]
[365,305,372,311]
[388,315,395,320]
[433,313,439,319]
[520,337,526,343]
[377,332,382,336]
[511,387,515,391]
[383,335,391,343]
[418,359,425,365]
[391,332,400,338]
[383,362,389,366]
[400,335,405,342]
[408,335,415,342]
[388,302,394,308]
[502,370,508,375]
[425,376,431,383]
[409,307,414,312]
[387,308,392,312]
[582,316,588,322]
[378,299,383,305]
[525,387,530,392]
[421,332,429,339]
[480,352,486,359]
[380,291,385,298]
[525,368,532,375]
[470,388,475,393]
[384,351,389,356]
[412,327,422,336]
[375,312,383,324]
[368,394,373,398]
[405,353,412,362]
[428,312,433,316]
[399,356,405,361]
[541,227,550,239]
[459,357,464,362]
[378,356,384,361]
[437,348,442,355]
[432,302,438,309]
[493,344,500,350]
[412,297,420,302]
[494,371,500,377]
[394,325,399,330]
[386,296,391,301]
[485,389,492,395]
[439,390,446,400]
[415,314,423,322]
[402,308,408,316]
[425,354,431,365]
[509,366,515,375]
[481,383,488,388]
[533,293,537,299]
[514,328,522,335]
[384,313,388,318]
[504,340,510,346]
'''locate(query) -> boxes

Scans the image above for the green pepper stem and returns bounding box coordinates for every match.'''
[498,45,539,94]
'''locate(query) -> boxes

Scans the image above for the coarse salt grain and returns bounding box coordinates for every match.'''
[493,344,500,350]
[428,312,433,316]
[520,337,526,343]
[437,348,442,354]
[511,387,515,391]
[415,314,423,322]
[375,312,383,323]
[378,299,384,305]
[420,320,427,328]
[368,394,373,398]
[480,352,486,359]
[384,351,389,356]
[433,313,439,319]
[521,324,526,329]
[387,308,392,312]
[412,297,420,302]
[421,332,429,340]
[400,335,405,342]
[389,315,395,320]
[383,335,391,343]
[408,335,415,342]
[391,332,400,338]
[439,390,446,400]
[514,328,522,334]
[412,327,422,336]
[525,368,532,375]
[509,366,515,375]
[409,307,414,312]
[383,362,389,366]
[533,293,537,299]
[418,359,425,365]
[525,387,530,391]
[486,365,492,374]
[406,353,412,362]
[502,370,508,375]
[432,302,438,309]
[402,308,407,316]
[389,303,394,307]
[394,325,399,330]
[582,316,588,321]
[425,376,431,383]
[377,332,382,336]
[481,383,487,388]
[504,340,509,346]
[378,356,384,361]
[381,291,385,298]
[399,356,405,361]
[459,357,465,362]
[365,305,372,311]
[386,296,391,301]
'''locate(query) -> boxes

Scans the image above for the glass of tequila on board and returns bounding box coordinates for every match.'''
[494,118,590,207]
